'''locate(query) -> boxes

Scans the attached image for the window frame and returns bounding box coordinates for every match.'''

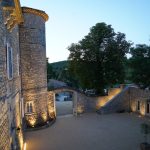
[6,43,13,80]
[26,101,34,114]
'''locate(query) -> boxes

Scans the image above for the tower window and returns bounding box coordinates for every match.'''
[26,102,33,113]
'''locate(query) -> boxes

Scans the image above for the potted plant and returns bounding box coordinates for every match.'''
[140,123,150,150]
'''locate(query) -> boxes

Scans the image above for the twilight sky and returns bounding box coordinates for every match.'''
[20,0,150,63]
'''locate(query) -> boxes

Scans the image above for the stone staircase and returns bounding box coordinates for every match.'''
[97,86,131,114]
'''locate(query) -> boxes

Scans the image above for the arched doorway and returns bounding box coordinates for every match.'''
[55,91,73,116]
[47,87,85,118]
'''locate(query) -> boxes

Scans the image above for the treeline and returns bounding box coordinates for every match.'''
[47,22,150,94]
[47,60,79,87]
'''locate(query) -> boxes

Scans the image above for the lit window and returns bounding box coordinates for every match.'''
[26,102,33,113]
[7,43,13,79]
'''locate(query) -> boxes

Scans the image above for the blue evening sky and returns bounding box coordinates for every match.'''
[20,0,150,63]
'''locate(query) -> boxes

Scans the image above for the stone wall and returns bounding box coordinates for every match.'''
[96,88,122,109]
[0,4,12,149]
[47,87,108,115]
[97,87,130,114]
[80,88,122,113]
[0,102,10,150]
[130,88,150,116]
[19,7,49,126]
[6,24,23,150]
[47,86,150,117]
[0,2,24,149]
[47,91,56,118]
[97,87,150,115]
[48,88,88,116]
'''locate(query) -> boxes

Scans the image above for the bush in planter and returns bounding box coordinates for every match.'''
[140,123,150,150]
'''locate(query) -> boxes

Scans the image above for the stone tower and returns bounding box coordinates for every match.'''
[19,7,49,127]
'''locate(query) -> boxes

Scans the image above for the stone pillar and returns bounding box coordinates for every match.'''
[19,7,49,127]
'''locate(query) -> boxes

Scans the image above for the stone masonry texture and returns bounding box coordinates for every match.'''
[0,2,23,149]
[19,9,48,126]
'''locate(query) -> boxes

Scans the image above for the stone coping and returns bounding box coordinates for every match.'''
[22,7,49,22]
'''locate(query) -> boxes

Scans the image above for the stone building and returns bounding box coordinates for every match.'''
[0,0,150,150]
[19,7,50,127]
[0,0,52,149]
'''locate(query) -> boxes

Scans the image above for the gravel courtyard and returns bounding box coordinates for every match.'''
[25,113,150,150]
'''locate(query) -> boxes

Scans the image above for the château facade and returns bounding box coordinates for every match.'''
[0,0,54,149]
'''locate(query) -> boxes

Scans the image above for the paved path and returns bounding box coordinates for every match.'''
[25,113,149,150]
[56,101,73,116]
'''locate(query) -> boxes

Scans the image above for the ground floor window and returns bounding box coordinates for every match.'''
[26,102,33,113]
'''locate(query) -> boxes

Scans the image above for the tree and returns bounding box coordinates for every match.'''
[57,67,79,88]
[68,22,131,94]
[47,62,56,82]
[129,44,150,88]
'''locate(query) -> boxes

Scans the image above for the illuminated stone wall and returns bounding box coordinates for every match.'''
[0,2,23,149]
[130,88,150,116]
[96,88,122,109]
[0,4,11,149]
[97,87,150,115]
[0,102,10,150]
[48,91,56,118]
[48,88,93,115]
[98,87,130,114]
[19,7,49,126]
[47,88,122,115]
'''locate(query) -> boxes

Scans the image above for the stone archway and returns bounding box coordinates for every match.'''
[54,90,73,116]
[47,87,85,117]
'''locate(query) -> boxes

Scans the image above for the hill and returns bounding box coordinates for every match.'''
[50,60,68,73]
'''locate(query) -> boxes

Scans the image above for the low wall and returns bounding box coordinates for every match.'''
[96,88,122,109]
[97,87,150,115]
[130,88,150,116]
[84,88,122,112]
[47,87,150,117]
[97,87,130,114]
